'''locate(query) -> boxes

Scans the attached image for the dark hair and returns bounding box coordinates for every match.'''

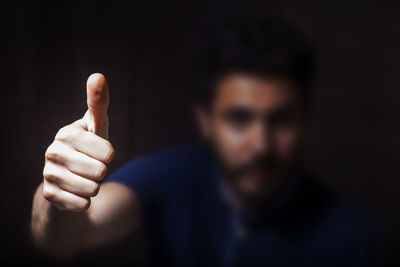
[196,17,316,107]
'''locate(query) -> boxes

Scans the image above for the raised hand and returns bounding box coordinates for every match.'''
[42,73,115,211]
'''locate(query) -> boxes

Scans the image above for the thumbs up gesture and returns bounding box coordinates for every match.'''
[42,74,115,211]
[86,73,109,139]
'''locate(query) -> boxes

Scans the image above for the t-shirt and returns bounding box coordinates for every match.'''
[105,144,380,266]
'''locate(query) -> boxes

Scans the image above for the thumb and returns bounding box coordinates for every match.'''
[85,73,109,139]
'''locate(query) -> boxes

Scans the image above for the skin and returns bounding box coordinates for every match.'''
[31,72,306,257]
[31,74,138,257]
[197,73,306,205]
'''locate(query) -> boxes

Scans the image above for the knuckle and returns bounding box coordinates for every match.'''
[87,182,100,197]
[55,126,69,142]
[103,143,115,163]
[42,164,49,177]
[42,185,57,201]
[55,125,80,143]
[43,165,62,184]
[77,198,91,211]
[93,162,107,181]
[45,144,59,162]
[43,172,59,184]
[45,151,60,163]
[98,163,108,180]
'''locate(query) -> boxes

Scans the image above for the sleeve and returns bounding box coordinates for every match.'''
[103,147,181,206]
[355,221,386,267]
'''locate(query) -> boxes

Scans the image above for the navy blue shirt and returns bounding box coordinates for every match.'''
[105,144,379,266]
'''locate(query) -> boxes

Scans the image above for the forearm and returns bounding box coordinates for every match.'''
[31,74,137,258]
[31,183,92,257]
[31,182,138,258]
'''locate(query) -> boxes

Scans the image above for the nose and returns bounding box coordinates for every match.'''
[250,121,270,155]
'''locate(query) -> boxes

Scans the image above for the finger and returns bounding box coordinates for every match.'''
[46,142,108,181]
[44,163,100,197]
[86,73,109,139]
[43,180,91,211]
[55,124,114,164]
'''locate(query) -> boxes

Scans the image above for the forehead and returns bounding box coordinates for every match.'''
[213,73,296,111]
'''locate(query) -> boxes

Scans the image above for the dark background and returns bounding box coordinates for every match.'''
[2,0,399,265]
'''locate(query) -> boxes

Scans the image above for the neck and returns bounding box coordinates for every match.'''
[221,167,301,220]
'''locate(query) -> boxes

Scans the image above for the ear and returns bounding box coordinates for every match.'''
[194,104,212,139]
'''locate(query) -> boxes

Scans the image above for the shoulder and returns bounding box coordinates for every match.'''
[104,143,215,200]
[109,143,212,179]
[298,176,379,258]
[298,176,376,233]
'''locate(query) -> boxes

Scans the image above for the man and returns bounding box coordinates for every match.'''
[31,18,379,266]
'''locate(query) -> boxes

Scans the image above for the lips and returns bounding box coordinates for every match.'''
[244,168,267,182]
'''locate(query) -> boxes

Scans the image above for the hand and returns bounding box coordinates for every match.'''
[42,73,115,211]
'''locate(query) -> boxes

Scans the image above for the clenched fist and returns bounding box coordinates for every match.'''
[42,73,115,211]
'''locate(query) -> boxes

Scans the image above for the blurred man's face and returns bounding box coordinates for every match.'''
[197,73,306,200]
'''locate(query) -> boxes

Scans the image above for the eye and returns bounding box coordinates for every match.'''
[267,108,296,128]
[223,108,253,129]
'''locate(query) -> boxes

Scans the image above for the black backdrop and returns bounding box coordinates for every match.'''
[2,0,400,265]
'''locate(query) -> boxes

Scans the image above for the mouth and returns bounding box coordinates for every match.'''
[243,168,268,183]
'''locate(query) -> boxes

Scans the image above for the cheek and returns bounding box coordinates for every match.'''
[274,128,300,158]
[213,122,250,166]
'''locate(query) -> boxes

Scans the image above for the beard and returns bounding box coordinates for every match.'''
[215,151,295,211]
[201,139,298,210]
